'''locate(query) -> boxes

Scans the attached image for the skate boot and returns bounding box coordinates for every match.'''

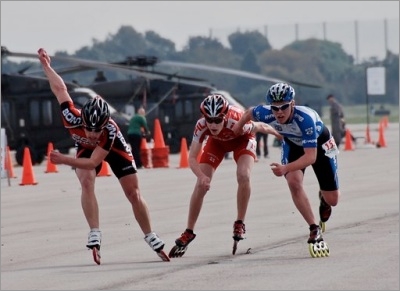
[307,224,329,258]
[144,232,170,262]
[232,220,246,255]
[168,229,196,258]
[319,191,332,233]
[86,229,102,265]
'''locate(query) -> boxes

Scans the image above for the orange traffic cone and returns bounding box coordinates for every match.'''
[45,142,58,173]
[97,160,111,176]
[153,119,166,148]
[151,118,169,168]
[376,121,387,148]
[381,116,389,129]
[178,138,189,168]
[19,147,38,185]
[343,129,355,151]
[5,146,16,178]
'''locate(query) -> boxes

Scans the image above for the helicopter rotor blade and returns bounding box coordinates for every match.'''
[157,61,321,88]
[3,46,321,88]
[4,48,213,86]
[3,48,163,80]
[108,59,209,83]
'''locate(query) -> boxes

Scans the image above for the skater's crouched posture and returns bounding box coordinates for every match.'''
[169,94,282,258]
[38,48,169,264]
[233,83,340,258]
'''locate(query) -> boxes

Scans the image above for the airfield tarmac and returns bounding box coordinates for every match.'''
[1,123,399,290]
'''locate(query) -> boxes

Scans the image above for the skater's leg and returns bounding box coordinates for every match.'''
[76,168,99,231]
[120,174,169,261]
[286,170,318,226]
[234,154,253,240]
[120,174,152,234]
[186,163,214,230]
[235,154,253,222]
[169,163,214,258]
[76,168,102,264]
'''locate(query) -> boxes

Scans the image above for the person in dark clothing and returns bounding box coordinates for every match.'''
[127,107,150,169]
[256,132,269,159]
[326,94,355,146]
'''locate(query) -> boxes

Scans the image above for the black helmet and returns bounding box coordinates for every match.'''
[81,96,110,130]
[200,94,229,118]
[266,83,295,104]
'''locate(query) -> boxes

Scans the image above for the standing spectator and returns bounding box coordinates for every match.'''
[127,107,150,169]
[255,102,269,159]
[326,94,345,146]
[256,132,269,159]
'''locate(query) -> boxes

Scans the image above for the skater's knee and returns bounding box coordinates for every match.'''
[125,189,142,204]
[236,172,250,185]
[322,190,339,206]
[329,199,338,207]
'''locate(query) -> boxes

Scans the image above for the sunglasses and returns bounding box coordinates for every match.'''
[205,116,224,124]
[84,126,103,133]
[271,102,292,112]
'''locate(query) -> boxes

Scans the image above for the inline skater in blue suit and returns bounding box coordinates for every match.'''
[232,83,341,257]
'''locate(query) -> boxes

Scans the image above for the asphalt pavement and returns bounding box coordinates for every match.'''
[1,122,398,290]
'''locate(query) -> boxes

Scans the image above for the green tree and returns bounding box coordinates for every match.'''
[239,49,262,94]
[228,31,271,56]
[144,31,176,58]
[383,51,399,105]
[185,36,225,51]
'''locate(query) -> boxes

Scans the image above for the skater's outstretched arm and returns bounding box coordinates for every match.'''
[38,48,72,105]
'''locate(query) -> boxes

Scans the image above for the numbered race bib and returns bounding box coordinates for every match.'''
[322,137,339,158]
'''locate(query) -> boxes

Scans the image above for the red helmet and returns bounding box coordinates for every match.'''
[200,94,229,118]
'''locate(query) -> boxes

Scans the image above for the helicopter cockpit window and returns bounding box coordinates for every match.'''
[42,101,53,126]
[184,100,193,118]
[30,101,40,127]
[1,101,13,128]
[175,101,183,118]
[29,100,53,127]
[174,100,193,120]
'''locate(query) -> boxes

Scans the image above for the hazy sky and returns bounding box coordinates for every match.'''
[1,1,399,59]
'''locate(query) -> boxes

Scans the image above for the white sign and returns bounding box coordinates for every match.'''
[367,67,386,95]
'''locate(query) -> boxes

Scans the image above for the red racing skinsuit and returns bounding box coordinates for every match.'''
[193,106,257,169]
[60,101,136,178]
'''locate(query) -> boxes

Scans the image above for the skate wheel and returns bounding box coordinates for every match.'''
[168,245,187,258]
[308,242,320,258]
[320,241,330,257]
[92,247,101,265]
[319,221,326,233]
[232,240,238,255]
[308,241,329,258]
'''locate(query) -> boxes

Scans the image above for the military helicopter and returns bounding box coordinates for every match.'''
[2,47,321,159]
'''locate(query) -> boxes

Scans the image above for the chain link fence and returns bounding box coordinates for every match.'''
[210,18,399,63]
